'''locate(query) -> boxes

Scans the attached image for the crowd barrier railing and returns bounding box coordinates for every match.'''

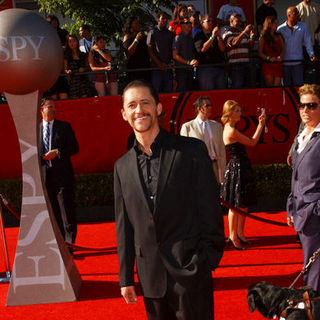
[0,58,317,102]
[57,58,309,77]
[0,197,11,282]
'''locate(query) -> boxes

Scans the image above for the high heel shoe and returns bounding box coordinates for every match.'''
[237,235,250,245]
[227,238,244,250]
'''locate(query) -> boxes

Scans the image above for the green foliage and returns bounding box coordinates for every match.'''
[253,164,292,196]
[37,0,177,61]
[0,164,292,214]
[0,178,22,214]
[74,173,114,207]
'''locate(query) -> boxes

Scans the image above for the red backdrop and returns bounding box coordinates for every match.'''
[0,87,300,179]
[0,1,13,11]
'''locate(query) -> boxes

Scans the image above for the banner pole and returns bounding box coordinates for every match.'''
[0,202,11,282]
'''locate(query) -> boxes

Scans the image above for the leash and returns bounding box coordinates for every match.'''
[289,248,320,289]
[220,198,288,227]
[278,249,320,320]
[0,193,113,253]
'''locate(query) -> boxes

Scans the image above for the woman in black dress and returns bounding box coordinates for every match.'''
[122,16,150,83]
[64,35,89,99]
[221,100,265,250]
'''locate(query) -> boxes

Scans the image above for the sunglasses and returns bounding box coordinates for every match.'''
[299,102,319,110]
[180,21,192,25]
[204,20,213,23]
[203,104,213,107]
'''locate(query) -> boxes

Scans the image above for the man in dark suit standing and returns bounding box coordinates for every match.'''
[114,80,225,320]
[287,84,320,294]
[40,97,79,245]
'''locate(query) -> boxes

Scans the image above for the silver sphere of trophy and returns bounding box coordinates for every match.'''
[0,9,81,306]
[0,8,62,95]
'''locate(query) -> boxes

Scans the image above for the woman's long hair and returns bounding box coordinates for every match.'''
[173,4,187,21]
[221,100,240,125]
[123,16,138,34]
[261,16,278,48]
[64,35,80,61]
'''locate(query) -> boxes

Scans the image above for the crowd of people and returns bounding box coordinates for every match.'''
[4,0,320,103]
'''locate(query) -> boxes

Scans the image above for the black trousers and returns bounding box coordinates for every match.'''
[46,180,77,244]
[143,273,214,320]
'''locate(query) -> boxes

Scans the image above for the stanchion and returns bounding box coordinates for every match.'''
[0,203,11,282]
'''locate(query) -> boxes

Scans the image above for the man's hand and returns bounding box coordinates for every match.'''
[189,59,199,67]
[287,216,294,227]
[311,56,317,62]
[244,24,253,34]
[121,286,138,304]
[158,62,167,72]
[43,149,59,161]
[212,26,220,38]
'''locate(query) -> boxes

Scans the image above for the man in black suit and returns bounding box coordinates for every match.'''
[114,80,225,320]
[40,97,79,245]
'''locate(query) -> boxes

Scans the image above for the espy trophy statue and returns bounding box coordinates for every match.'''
[0,9,81,306]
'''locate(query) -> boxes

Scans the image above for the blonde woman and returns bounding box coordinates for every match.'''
[221,100,266,250]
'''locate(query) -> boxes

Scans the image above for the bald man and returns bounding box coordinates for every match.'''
[277,7,316,86]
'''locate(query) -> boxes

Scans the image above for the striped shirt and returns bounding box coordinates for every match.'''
[223,28,250,64]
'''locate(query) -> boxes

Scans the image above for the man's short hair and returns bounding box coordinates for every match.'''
[200,14,211,23]
[40,96,54,108]
[193,96,210,113]
[230,13,241,20]
[80,24,91,32]
[299,84,320,100]
[122,80,160,106]
[157,11,170,20]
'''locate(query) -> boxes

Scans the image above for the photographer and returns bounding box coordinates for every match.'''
[222,13,255,89]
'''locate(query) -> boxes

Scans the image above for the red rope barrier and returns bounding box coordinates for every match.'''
[65,242,116,252]
[0,194,21,220]
[0,194,114,252]
[220,198,288,227]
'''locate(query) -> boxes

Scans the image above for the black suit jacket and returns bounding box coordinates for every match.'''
[114,129,225,298]
[40,119,79,187]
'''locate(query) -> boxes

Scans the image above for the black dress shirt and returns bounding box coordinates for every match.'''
[134,129,165,212]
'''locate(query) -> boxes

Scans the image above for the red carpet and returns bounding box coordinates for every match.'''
[0,212,302,320]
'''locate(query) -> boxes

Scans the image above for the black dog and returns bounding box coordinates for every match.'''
[247,281,320,319]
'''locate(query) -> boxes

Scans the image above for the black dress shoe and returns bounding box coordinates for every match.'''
[227,238,244,250]
[237,235,250,245]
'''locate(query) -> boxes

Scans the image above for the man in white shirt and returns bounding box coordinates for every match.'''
[297,0,320,44]
[79,24,94,54]
[40,97,79,248]
[180,96,226,183]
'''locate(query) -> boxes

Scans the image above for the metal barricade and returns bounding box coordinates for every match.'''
[0,202,11,282]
